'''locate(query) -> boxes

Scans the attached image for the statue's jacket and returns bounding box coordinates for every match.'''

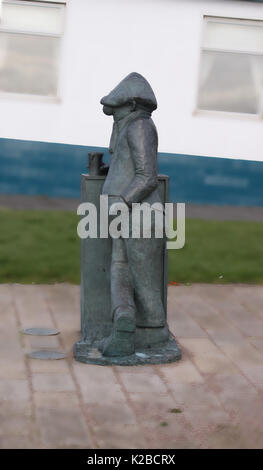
[100,74,166,331]
[102,110,162,208]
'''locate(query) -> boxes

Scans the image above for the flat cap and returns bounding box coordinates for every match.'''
[100,72,157,111]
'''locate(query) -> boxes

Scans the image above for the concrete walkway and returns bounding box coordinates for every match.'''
[1,194,263,221]
[0,283,263,449]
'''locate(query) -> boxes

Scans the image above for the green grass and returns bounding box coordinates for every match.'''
[0,208,262,284]
[0,209,80,284]
[169,218,263,285]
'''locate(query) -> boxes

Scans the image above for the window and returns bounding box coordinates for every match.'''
[0,1,65,98]
[197,16,263,115]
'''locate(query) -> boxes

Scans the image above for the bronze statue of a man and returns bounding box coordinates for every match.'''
[99,72,168,357]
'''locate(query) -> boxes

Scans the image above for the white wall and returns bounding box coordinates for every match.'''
[0,0,263,161]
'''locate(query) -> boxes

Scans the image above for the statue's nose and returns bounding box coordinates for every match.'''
[100,96,107,105]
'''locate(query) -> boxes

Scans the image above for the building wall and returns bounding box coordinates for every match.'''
[0,0,263,206]
[1,137,263,206]
[0,0,263,162]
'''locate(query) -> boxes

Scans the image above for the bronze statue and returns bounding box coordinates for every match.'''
[74,73,181,365]
[100,73,167,356]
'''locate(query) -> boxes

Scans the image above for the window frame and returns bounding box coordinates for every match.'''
[195,15,263,120]
[0,0,65,102]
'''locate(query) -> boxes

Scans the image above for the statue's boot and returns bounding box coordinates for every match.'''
[114,308,136,333]
[100,308,136,357]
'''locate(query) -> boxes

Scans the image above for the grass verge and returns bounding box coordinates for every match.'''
[0,209,262,284]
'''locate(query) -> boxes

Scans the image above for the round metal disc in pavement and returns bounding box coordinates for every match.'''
[27,350,67,360]
[22,327,60,336]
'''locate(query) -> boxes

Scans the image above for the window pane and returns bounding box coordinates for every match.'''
[1,2,64,35]
[0,32,60,96]
[203,20,263,54]
[198,51,263,114]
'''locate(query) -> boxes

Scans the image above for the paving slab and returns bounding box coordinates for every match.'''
[0,283,263,448]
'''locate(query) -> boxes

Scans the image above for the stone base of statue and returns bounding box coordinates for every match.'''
[74,333,181,366]
[73,174,181,366]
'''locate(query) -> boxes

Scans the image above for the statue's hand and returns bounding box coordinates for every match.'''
[108,197,130,237]
[99,163,109,175]
[108,196,129,216]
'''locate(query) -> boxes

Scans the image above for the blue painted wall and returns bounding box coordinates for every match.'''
[0,137,263,206]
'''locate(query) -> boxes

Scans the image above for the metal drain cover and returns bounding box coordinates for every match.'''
[27,350,67,360]
[22,327,60,336]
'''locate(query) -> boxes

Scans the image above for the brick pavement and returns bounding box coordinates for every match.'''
[0,283,263,449]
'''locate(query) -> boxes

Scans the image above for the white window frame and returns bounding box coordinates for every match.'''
[0,0,66,102]
[195,15,263,120]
